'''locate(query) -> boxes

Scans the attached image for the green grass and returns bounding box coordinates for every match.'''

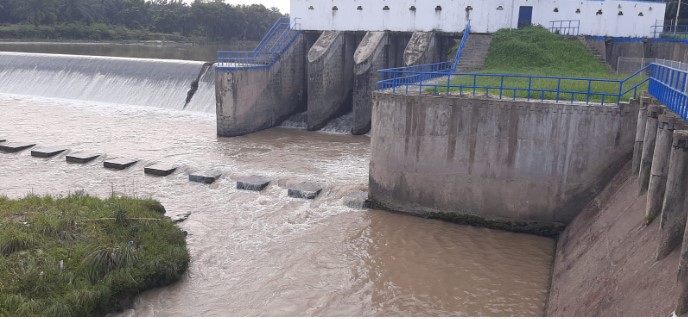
[0,193,189,316]
[430,26,648,103]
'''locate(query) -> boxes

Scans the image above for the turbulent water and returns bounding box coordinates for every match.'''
[0,52,555,316]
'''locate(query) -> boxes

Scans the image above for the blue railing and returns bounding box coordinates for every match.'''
[647,63,688,121]
[378,65,650,105]
[451,20,471,71]
[550,20,580,36]
[652,24,688,40]
[216,17,302,71]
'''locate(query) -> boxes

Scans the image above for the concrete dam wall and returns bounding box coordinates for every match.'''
[0,52,215,113]
[215,31,449,137]
[369,93,639,228]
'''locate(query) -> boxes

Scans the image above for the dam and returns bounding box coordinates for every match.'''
[5,0,688,316]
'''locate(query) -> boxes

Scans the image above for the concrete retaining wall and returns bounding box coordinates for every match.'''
[215,36,306,137]
[585,39,688,72]
[369,93,639,225]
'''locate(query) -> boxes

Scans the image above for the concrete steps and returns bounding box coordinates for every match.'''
[577,36,614,73]
[456,34,492,72]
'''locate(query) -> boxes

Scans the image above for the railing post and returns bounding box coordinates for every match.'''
[556,78,561,103]
[586,80,592,104]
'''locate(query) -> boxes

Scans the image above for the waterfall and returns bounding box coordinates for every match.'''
[0,52,215,113]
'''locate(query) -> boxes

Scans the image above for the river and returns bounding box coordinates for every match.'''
[0,45,555,316]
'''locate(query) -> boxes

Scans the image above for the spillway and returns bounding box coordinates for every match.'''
[0,52,215,113]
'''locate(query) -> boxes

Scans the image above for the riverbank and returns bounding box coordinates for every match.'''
[0,193,189,316]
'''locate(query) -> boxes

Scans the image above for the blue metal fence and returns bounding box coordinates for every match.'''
[378,65,650,105]
[451,20,471,71]
[647,63,688,121]
[216,17,302,71]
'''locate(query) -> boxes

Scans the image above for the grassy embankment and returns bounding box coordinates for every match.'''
[438,26,647,103]
[0,193,189,316]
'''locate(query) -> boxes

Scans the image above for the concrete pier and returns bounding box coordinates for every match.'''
[144,164,178,176]
[104,158,138,170]
[236,175,272,191]
[403,32,440,66]
[288,182,323,199]
[672,131,688,315]
[631,97,649,173]
[657,131,688,261]
[306,31,357,131]
[215,35,306,137]
[352,32,388,135]
[646,114,680,223]
[189,170,222,184]
[639,105,662,192]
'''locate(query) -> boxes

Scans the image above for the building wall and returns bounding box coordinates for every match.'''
[369,93,639,225]
[291,0,664,37]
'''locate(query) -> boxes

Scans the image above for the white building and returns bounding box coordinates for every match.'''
[291,0,666,38]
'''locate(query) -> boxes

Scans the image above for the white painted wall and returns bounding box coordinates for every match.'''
[290,0,665,37]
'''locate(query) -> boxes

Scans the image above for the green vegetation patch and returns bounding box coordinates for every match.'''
[431,26,648,103]
[0,193,189,316]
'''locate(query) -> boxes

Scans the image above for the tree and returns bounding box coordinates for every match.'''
[58,0,100,24]
[13,0,58,25]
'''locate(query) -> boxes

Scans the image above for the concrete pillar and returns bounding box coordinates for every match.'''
[352,32,388,135]
[647,114,680,224]
[638,105,663,193]
[403,32,440,66]
[658,130,688,261]
[670,131,688,315]
[215,35,306,137]
[631,97,649,173]
[306,31,356,131]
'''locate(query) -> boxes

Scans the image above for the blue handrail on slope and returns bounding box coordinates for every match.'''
[452,20,471,71]
[647,63,688,121]
[216,17,302,71]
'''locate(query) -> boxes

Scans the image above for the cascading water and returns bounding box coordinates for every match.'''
[280,111,355,134]
[0,52,215,113]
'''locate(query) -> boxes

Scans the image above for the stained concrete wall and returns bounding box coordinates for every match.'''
[403,32,440,67]
[369,93,639,225]
[306,31,359,131]
[215,36,306,137]
[585,39,688,72]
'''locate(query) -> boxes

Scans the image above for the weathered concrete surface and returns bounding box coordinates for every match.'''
[646,114,680,223]
[288,182,323,199]
[547,164,679,316]
[104,158,138,170]
[658,131,688,261]
[370,93,639,225]
[639,105,662,192]
[403,32,439,66]
[66,152,100,164]
[30,146,67,158]
[631,97,649,173]
[236,175,271,191]
[144,163,178,176]
[307,31,357,131]
[342,190,369,210]
[189,170,222,184]
[215,35,306,137]
[0,142,35,153]
[352,32,388,135]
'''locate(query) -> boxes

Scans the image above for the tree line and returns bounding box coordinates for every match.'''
[0,0,286,41]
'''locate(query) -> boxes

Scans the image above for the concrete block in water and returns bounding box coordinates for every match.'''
[0,138,5,143]
[104,158,138,170]
[236,175,271,191]
[66,152,101,164]
[189,170,222,184]
[0,142,36,153]
[144,164,178,177]
[30,146,67,158]
[343,190,369,209]
[288,182,323,199]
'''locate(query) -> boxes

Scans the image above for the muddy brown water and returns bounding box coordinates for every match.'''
[0,95,555,316]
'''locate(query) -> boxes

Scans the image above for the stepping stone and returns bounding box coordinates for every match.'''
[0,142,35,153]
[288,182,323,199]
[0,138,5,143]
[66,152,101,164]
[189,170,223,184]
[343,190,369,210]
[104,158,138,170]
[31,146,67,158]
[144,163,178,176]
[236,175,271,191]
